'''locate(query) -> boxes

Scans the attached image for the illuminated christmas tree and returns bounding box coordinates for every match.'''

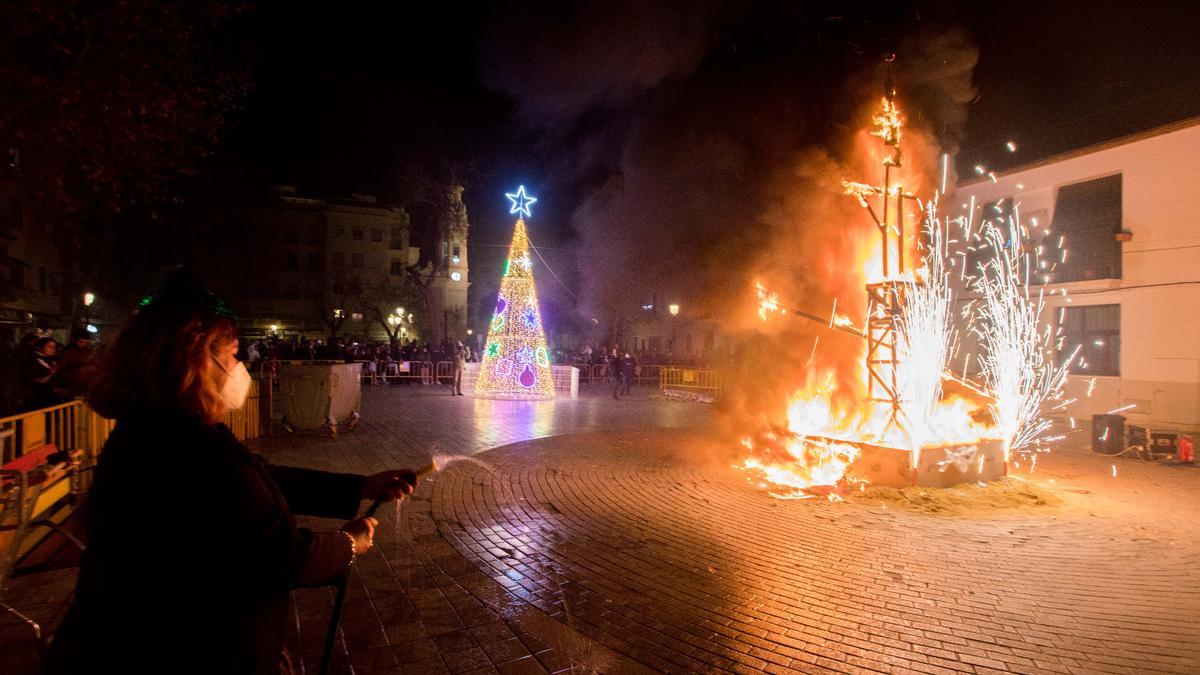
[474,186,556,399]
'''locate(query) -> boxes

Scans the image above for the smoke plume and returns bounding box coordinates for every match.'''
[483,3,978,433]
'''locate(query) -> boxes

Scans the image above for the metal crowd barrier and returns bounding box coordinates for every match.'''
[573,363,665,386]
[356,360,437,385]
[0,378,267,465]
[658,367,722,396]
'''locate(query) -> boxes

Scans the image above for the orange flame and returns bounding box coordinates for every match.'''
[742,95,998,495]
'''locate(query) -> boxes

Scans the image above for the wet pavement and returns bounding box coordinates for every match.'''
[3,384,1198,673]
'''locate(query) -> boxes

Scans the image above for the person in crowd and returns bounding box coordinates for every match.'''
[20,336,61,409]
[246,340,261,369]
[0,327,19,415]
[611,348,623,400]
[53,326,99,398]
[451,341,467,396]
[417,344,431,384]
[620,351,637,396]
[45,268,420,675]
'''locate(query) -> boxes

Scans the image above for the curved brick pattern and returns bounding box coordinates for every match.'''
[430,429,1200,674]
[5,389,1198,674]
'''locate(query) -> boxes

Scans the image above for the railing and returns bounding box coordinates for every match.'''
[573,363,665,386]
[659,367,722,396]
[358,360,437,385]
[0,376,267,465]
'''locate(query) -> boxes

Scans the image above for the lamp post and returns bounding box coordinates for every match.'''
[668,303,680,353]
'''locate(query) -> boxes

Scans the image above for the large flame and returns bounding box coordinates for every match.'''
[741,96,1000,494]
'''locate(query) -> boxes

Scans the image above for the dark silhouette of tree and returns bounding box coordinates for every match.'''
[393,157,472,344]
[0,1,253,316]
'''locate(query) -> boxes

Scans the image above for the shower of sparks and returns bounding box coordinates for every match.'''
[896,198,958,450]
[755,281,783,321]
[871,96,902,147]
[1105,403,1137,415]
[971,220,1077,456]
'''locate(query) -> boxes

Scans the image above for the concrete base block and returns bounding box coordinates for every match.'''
[842,438,1006,488]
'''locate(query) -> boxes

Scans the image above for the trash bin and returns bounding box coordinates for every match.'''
[1091,413,1125,455]
[278,363,362,434]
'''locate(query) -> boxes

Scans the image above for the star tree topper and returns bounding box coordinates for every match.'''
[505,185,537,218]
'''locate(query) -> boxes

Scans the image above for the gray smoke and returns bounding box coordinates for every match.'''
[483,6,978,430]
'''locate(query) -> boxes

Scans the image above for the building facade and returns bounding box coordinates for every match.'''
[211,185,470,345]
[952,118,1200,431]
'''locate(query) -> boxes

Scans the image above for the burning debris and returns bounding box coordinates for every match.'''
[742,90,1074,496]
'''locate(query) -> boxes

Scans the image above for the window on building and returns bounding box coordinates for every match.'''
[390,260,404,275]
[331,223,344,239]
[332,252,345,268]
[283,250,298,271]
[307,252,322,273]
[1048,174,1122,282]
[352,228,364,241]
[390,225,404,250]
[371,227,383,242]
[1060,304,1119,376]
[351,252,364,267]
[452,244,461,263]
[441,241,449,267]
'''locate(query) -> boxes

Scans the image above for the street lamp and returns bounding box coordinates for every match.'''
[83,292,95,307]
[395,306,404,317]
[668,303,680,353]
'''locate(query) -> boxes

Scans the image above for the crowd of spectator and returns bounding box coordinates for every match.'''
[560,343,711,369]
[0,329,717,416]
[0,326,99,415]
[240,336,476,378]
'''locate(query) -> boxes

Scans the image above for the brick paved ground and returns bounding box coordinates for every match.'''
[3,384,1198,674]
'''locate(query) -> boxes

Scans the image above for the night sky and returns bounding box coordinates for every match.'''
[206,0,1200,315]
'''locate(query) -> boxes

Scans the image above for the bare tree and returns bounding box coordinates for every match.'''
[360,274,420,346]
[393,157,472,344]
[306,270,360,343]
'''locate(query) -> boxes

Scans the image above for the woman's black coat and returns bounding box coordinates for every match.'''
[45,408,365,674]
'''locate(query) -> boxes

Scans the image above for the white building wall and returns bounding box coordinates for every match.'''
[952,119,1200,431]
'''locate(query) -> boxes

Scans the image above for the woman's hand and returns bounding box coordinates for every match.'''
[362,469,417,503]
[341,517,378,555]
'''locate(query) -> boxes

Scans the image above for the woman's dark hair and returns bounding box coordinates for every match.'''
[35,336,57,351]
[89,269,237,422]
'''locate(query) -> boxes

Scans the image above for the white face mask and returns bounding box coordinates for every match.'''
[214,357,252,410]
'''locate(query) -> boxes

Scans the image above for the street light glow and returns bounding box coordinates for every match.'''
[668,303,680,316]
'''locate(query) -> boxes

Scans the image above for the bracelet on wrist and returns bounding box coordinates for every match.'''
[340,531,357,566]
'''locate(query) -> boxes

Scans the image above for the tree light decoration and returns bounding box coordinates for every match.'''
[475,213,555,399]
[505,185,538,218]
